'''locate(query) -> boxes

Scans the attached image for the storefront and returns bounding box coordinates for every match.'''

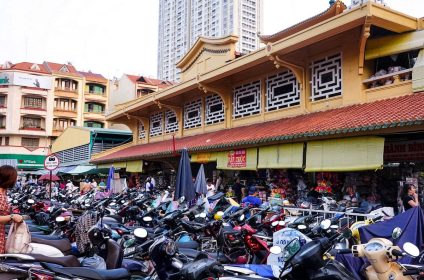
[0,154,45,170]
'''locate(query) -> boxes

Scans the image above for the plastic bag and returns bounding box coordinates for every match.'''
[80,254,107,269]
[6,221,32,253]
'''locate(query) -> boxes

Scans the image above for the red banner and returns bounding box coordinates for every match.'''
[227,149,247,168]
[384,140,424,162]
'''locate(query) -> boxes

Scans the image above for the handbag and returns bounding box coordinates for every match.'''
[5,221,32,254]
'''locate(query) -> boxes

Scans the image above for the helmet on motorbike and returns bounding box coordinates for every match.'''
[88,224,112,246]
[214,211,224,221]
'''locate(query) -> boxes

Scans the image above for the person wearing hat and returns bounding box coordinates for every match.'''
[242,186,263,207]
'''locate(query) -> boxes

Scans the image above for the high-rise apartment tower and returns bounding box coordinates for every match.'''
[157,0,263,82]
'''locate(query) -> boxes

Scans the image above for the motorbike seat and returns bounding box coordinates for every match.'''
[28,254,80,267]
[178,248,230,263]
[105,239,124,269]
[40,263,130,280]
[176,241,199,249]
[208,192,224,202]
[32,237,72,254]
[31,234,63,240]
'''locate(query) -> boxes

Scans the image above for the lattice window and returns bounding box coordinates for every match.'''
[150,112,163,137]
[165,110,178,133]
[233,80,261,119]
[266,70,300,111]
[139,122,145,139]
[310,53,342,101]
[184,99,202,129]
[205,94,224,125]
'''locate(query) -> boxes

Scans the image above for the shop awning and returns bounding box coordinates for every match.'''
[126,160,143,173]
[66,165,96,175]
[97,160,143,173]
[216,148,257,170]
[191,152,218,163]
[258,143,304,169]
[305,136,385,172]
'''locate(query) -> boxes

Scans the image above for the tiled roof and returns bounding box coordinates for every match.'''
[44,61,82,77]
[0,62,50,74]
[79,71,107,83]
[258,0,346,44]
[125,74,174,88]
[91,93,424,164]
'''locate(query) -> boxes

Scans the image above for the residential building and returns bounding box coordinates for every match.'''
[108,74,173,130]
[0,61,110,171]
[0,62,54,169]
[92,1,424,182]
[157,0,263,82]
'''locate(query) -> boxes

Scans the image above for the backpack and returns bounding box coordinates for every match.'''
[6,221,31,254]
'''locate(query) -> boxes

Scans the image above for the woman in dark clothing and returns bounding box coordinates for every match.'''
[402,183,419,211]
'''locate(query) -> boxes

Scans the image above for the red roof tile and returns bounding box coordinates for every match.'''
[91,93,424,164]
[1,62,50,74]
[126,74,140,84]
[44,61,82,77]
[126,74,174,89]
[258,0,346,44]
[79,71,107,83]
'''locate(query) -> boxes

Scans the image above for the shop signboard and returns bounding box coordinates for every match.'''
[0,72,52,89]
[384,140,424,162]
[0,154,45,169]
[227,149,246,168]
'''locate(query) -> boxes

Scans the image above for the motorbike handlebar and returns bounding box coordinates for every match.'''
[403,268,420,276]
[391,249,404,257]
[371,215,383,223]
[335,249,352,254]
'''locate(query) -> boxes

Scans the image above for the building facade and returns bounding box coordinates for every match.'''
[93,1,424,179]
[0,61,110,170]
[108,74,173,130]
[157,0,263,82]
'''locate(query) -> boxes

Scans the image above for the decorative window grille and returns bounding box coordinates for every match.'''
[165,110,178,133]
[205,94,225,125]
[23,97,43,109]
[184,99,202,129]
[310,53,342,101]
[150,112,163,137]
[233,80,261,119]
[139,122,145,139]
[266,70,300,111]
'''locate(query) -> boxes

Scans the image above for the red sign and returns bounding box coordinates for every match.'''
[384,140,424,162]
[227,149,247,168]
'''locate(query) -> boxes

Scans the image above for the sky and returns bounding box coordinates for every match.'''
[1,0,423,79]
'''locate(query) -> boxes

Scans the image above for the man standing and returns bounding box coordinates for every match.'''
[206,179,216,197]
[242,186,263,207]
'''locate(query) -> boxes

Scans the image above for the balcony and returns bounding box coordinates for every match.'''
[54,87,79,99]
[84,92,107,103]
[21,87,48,96]
[84,111,105,121]
[54,108,78,118]
[363,68,413,102]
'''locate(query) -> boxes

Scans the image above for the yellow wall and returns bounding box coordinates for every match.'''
[51,127,91,152]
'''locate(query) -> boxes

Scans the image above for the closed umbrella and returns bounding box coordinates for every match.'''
[106,166,115,192]
[174,149,195,201]
[194,164,207,195]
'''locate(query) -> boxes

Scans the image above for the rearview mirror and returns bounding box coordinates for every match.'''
[56,216,65,223]
[199,212,207,218]
[134,228,148,239]
[403,242,420,257]
[143,216,153,222]
[270,246,282,255]
[27,199,35,204]
[271,221,279,227]
[179,196,186,204]
[392,227,402,240]
[109,202,116,207]
[320,219,331,230]
[297,224,307,230]
[239,214,245,222]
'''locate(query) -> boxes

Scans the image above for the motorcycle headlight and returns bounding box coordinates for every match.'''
[163,240,177,256]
